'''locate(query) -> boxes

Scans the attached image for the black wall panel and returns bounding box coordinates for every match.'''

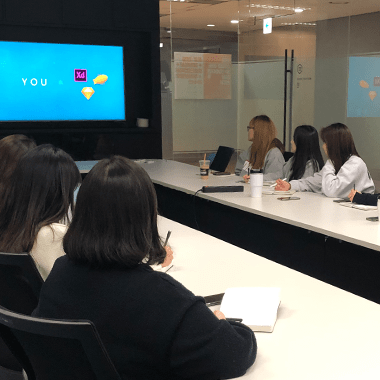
[112,0,159,30]
[0,0,4,22]
[4,0,62,25]
[0,0,162,159]
[62,0,112,28]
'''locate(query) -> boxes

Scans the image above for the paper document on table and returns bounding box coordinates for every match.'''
[262,189,296,195]
[220,287,281,333]
[339,202,377,211]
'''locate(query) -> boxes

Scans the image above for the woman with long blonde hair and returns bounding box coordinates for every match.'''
[235,115,285,176]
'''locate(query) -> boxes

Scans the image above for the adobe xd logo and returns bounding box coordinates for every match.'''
[74,69,87,82]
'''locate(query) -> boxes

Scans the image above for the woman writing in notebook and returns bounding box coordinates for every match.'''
[33,156,257,380]
[275,123,375,198]
[347,189,379,206]
[235,114,285,177]
[264,125,324,181]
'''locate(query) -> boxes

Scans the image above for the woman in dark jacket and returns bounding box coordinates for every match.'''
[33,156,257,380]
[348,189,378,205]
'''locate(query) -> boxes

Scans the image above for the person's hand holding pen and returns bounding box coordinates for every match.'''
[162,246,173,268]
[275,178,291,191]
[162,231,173,269]
[243,174,250,183]
[348,189,361,202]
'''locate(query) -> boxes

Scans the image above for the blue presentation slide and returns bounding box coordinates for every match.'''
[0,41,125,121]
[347,57,380,118]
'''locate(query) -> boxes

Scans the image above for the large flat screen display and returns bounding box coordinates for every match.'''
[347,56,380,118]
[0,41,125,121]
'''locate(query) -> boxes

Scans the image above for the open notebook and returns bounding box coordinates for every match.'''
[220,287,281,333]
[339,202,377,211]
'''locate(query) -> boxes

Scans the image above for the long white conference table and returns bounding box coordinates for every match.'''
[158,215,380,380]
[77,159,380,303]
[138,159,380,250]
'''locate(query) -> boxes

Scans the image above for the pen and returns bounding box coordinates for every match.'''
[163,231,173,272]
[226,318,243,322]
[165,264,173,273]
[270,177,287,187]
[164,230,172,247]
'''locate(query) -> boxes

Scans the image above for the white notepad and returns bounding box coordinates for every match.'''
[262,189,296,195]
[220,287,281,333]
[339,202,377,211]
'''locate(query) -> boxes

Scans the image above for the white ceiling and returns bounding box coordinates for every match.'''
[160,0,380,32]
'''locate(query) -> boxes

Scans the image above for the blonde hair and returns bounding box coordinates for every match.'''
[249,115,278,169]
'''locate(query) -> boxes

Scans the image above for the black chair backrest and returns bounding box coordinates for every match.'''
[0,306,122,380]
[283,151,294,162]
[0,252,44,375]
[0,252,43,315]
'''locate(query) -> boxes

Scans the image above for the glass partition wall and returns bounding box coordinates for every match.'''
[160,0,380,185]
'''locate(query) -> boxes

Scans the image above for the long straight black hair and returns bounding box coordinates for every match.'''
[0,144,81,253]
[290,125,324,181]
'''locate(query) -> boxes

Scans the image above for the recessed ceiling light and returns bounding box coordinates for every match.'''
[329,1,349,3]
[294,8,303,13]
[160,43,164,48]
[231,20,239,24]
[207,24,215,27]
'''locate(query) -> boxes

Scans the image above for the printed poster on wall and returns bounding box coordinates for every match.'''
[174,52,231,100]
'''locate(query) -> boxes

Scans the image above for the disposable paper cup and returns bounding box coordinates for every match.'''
[199,160,210,180]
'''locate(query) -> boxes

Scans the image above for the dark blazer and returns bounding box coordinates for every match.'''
[33,256,257,380]
[353,192,379,206]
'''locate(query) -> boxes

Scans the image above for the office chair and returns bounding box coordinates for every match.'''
[0,252,43,380]
[0,306,122,380]
[283,151,294,162]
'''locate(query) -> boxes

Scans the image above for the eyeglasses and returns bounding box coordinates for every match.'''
[247,126,254,131]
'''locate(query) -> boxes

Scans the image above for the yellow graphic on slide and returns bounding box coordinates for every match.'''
[369,91,377,101]
[359,80,369,88]
[93,75,108,85]
[81,87,95,100]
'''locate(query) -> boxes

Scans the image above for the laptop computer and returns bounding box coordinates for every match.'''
[210,146,235,174]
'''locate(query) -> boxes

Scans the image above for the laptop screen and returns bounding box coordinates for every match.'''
[209,146,235,172]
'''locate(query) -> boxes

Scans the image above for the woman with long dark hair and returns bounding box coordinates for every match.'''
[264,125,324,181]
[0,144,81,280]
[276,123,374,198]
[0,134,36,211]
[235,115,285,176]
[33,156,257,379]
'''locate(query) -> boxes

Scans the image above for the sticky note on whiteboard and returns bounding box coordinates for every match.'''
[263,18,272,34]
